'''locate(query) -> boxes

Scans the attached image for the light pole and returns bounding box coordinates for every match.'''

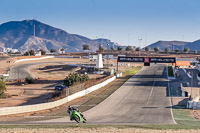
[138,39,142,56]
[107,44,109,69]
[191,72,193,100]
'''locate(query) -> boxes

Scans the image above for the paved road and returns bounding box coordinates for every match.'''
[7,61,83,81]
[36,64,175,124]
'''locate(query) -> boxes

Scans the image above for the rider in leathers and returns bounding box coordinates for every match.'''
[68,106,86,121]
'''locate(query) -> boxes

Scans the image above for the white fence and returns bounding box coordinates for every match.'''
[14,56,55,63]
[0,73,122,116]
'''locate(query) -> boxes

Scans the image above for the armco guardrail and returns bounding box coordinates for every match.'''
[0,73,122,116]
[14,56,55,63]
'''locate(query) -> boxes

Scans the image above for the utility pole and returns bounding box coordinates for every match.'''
[34,24,35,38]
[107,44,109,69]
[138,39,142,56]
[191,72,193,100]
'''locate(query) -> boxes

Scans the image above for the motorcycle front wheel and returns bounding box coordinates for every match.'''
[74,114,80,123]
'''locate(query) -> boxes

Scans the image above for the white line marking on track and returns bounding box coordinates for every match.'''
[146,70,157,106]
[166,66,177,124]
[146,79,155,106]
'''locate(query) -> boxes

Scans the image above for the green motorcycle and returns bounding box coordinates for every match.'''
[69,110,86,123]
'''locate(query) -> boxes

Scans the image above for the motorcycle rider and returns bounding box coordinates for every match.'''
[68,106,86,121]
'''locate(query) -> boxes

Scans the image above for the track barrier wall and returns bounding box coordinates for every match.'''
[0,73,122,116]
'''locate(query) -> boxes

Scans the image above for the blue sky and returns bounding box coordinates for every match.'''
[0,0,200,47]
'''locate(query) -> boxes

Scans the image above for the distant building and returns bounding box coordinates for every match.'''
[0,47,3,52]
[35,51,41,56]
[5,48,19,53]
[59,48,65,54]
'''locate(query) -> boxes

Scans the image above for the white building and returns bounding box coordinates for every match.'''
[59,48,65,54]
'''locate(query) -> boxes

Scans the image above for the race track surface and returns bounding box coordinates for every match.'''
[36,64,175,125]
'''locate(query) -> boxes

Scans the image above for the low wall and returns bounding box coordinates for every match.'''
[14,56,55,63]
[187,100,200,109]
[180,83,185,97]
[172,97,189,106]
[0,73,122,116]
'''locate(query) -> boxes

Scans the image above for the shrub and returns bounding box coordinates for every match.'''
[0,79,6,95]
[25,76,34,84]
[63,73,89,87]
[168,66,174,77]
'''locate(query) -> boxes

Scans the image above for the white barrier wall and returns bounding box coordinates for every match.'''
[187,101,200,109]
[14,56,55,63]
[0,73,122,116]
[180,83,185,97]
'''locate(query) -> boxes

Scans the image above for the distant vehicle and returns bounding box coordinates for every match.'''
[54,85,67,91]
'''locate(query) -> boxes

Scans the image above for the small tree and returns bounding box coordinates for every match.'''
[99,45,104,52]
[125,46,133,51]
[154,47,160,53]
[136,47,141,51]
[24,51,29,56]
[60,48,65,54]
[63,73,89,87]
[50,49,56,53]
[110,46,115,51]
[117,46,123,51]
[164,48,170,54]
[175,49,179,54]
[145,47,151,54]
[83,44,90,52]
[39,49,46,55]
[25,76,34,84]
[0,79,6,95]
[29,50,35,55]
[183,48,190,54]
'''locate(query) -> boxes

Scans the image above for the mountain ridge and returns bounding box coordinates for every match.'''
[0,19,116,53]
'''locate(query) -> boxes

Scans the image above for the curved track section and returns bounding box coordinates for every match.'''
[37,64,175,124]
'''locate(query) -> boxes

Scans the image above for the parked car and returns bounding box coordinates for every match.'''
[55,85,67,91]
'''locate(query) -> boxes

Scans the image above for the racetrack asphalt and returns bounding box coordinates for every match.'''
[34,64,176,125]
[7,61,81,81]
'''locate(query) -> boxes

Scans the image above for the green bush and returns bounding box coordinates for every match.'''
[168,66,174,77]
[63,73,89,87]
[25,76,34,84]
[0,79,6,95]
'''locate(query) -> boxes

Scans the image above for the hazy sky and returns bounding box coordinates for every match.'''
[0,0,200,47]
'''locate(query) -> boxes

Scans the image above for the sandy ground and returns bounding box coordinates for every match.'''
[0,56,118,107]
[0,128,199,133]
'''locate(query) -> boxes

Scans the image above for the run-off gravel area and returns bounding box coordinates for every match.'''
[0,128,199,133]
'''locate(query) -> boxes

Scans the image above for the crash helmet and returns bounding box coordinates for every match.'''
[68,106,72,110]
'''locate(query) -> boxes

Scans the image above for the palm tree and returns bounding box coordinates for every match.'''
[154,47,160,53]
[164,48,170,54]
